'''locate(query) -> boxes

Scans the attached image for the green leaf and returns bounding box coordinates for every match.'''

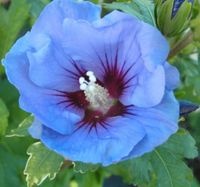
[39,169,74,187]
[73,170,106,187]
[106,154,152,186]
[7,115,34,137]
[106,129,198,187]
[24,142,64,187]
[0,135,35,187]
[174,53,200,103]
[104,0,156,26]
[148,128,198,187]
[0,0,30,75]
[189,110,200,149]
[0,144,26,187]
[0,0,30,60]
[27,0,50,18]
[190,0,200,42]
[0,79,29,129]
[150,149,193,187]
[73,162,100,173]
[0,136,35,187]
[191,13,200,42]
[26,0,50,24]
[161,128,198,159]
[0,98,9,136]
[191,178,200,187]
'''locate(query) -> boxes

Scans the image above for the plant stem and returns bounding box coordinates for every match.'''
[61,160,72,170]
[168,31,193,60]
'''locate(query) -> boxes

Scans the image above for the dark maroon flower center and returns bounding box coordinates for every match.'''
[52,50,137,130]
[53,70,133,131]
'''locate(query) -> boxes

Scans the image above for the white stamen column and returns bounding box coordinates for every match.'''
[79,71,113,114]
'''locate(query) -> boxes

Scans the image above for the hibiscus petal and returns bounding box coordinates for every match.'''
[164,62,180,90]
[137,22,170,72]
[28,34,80,92]
[121,65,165,107]
[125,91,179,159]
[62,11,143,79]
[93,10,135,27]
[29,118,43,139]
[3,33,81,135]
[2,1,180,167]
[31,0,101,40]
[40,116,145,166]
[62,11,168,107]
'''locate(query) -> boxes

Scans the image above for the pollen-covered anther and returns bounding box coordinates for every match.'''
[79,71,114,114]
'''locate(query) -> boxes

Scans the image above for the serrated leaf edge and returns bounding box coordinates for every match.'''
[6,114,34,137]
[24,142,63,187]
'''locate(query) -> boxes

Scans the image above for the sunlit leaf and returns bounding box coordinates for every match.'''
[104,0,156,26]
[73,162,100,173]
[24,142,64,187]
[7,115,34,137]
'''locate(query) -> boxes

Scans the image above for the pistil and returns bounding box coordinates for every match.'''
[79,71,114,114]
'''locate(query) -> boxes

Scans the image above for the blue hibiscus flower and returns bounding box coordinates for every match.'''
[3,0,180,166]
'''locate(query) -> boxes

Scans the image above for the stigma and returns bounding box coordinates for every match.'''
[79,71,114,114]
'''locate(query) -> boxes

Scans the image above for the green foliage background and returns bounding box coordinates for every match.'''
[0,0,200,187]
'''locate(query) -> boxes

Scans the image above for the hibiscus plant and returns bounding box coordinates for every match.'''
[0,0,200,187]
